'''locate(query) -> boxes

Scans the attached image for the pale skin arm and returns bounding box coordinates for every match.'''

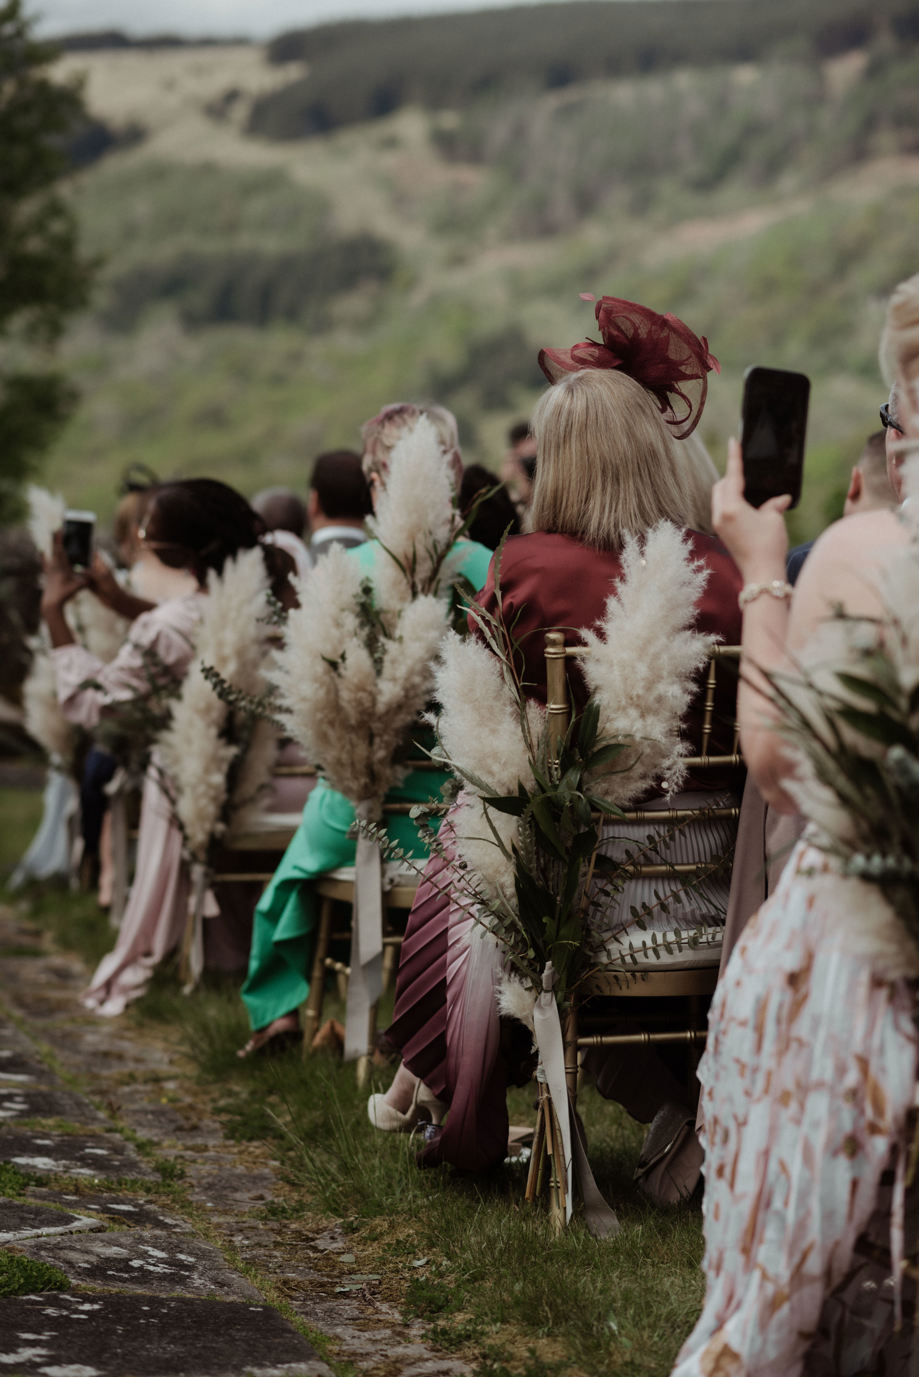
[712,439,906,811]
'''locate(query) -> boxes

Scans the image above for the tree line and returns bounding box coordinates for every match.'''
[250,0,919,139]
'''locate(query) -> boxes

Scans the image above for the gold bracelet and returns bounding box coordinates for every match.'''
[738,579,793,610]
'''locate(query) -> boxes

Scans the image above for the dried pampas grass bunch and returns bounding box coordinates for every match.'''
[580,522,714,803]
[765,531,919,965]
[274,416,463,815]
[368,414,466,616]
[22,636,77,766]
[275,546,447,813]
[420,523,714,1006]
[26,485,65,560]
[158,547,276,863]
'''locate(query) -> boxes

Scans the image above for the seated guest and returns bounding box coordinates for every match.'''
[458,463,521,550]
[373,298,742,1178]
[306,449,372,562]
[672,272,919,1374]
[237,404,493,1056]
[40,479,284,1016]
[786,428,896,584]
[501,420,538,514]
[252,486,312,580]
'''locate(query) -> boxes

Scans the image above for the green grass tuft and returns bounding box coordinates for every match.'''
[0,1250,70,1297]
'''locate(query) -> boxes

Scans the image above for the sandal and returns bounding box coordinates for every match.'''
[237,1016,301,1059]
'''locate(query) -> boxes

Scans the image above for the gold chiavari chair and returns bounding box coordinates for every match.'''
[526,633,743,1218]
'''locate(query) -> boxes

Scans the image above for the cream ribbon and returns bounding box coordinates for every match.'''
[532,963,574,1224]
[343,801,385,1061]
[104,766,130,931]
[182,859,218,993]
[532,961,621,1237]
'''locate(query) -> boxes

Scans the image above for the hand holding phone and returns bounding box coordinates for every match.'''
[740,367,810,509]
[61,510,96,570]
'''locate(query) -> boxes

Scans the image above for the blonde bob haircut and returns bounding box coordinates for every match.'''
[361,401,462,486]
[529,369,703,550]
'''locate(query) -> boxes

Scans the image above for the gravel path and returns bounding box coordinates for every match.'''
[0,904,469,1377]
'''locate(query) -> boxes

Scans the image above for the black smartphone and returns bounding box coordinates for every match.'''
[62,510,95,569]
[740,366,810,509]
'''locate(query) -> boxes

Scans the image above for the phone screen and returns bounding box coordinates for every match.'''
[740,367,810,509]
[62,510,95,570]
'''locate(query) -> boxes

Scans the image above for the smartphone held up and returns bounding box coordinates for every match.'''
[739,366,810,509]
[61,510,96,570]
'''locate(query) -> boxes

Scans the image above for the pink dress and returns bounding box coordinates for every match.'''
[672,841,919,1375]
[54,594,203,1016]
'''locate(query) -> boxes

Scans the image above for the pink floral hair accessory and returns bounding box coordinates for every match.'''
[538,293,720,439]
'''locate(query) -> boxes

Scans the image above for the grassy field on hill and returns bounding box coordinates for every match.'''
[30,6,919,543]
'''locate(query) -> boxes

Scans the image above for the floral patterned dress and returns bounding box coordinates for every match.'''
[672,841,919,1376]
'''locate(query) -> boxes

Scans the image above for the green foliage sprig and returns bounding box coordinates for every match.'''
[766,607,919,954]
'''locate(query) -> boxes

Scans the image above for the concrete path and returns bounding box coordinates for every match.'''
[0,905,469,1377]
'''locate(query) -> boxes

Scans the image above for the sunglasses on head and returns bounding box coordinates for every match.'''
[880,402,905,433]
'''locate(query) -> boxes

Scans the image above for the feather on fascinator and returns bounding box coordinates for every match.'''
[538,294,720,439]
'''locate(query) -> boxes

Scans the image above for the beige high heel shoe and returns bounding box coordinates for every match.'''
[367,1078,447,1133]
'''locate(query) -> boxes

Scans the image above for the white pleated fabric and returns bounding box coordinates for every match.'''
[672,842,919,1376]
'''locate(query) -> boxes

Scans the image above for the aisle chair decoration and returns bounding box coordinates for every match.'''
[13,487,131,891]
[272,414,476,1060]
[157,546,279,988]
[376,521,721,1232]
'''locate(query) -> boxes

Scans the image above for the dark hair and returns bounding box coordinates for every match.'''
[507,420,531,447]
[142,478,262,585]
[250,487,307,537]
[458,464,520,550]
[310,450,372,521]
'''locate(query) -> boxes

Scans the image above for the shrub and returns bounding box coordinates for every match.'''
[101,236,399,331]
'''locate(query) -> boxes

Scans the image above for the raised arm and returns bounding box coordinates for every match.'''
[712,439,905,810]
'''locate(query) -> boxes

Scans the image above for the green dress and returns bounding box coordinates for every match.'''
[241,537,493,1031]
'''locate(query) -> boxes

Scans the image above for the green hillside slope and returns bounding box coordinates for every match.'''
[34,6,919,543]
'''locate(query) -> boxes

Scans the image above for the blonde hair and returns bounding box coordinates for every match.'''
[881,272,919,427]
[675,431,718,535]
[529,369,702,550]
[361,402,461,485]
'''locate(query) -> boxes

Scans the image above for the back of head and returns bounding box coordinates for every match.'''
[674,432,719,535]
[310,450,372,521]
[112,488,153,565]
[142,478,261,584]
[529,369,697,549]
[882,271,919,430]
[856,430,896,509]
[361,402,462,486]
[459,464,520,550]
[251,486,307,538]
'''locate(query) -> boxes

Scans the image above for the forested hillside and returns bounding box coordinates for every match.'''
[37,0,919,539]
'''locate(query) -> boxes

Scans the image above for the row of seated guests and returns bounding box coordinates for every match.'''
[40,481,296,1013]
[36,420,513,1017]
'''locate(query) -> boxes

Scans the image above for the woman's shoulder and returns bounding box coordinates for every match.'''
[791,509,907,636]
[809,508,905,565]
[496,530,618,574]
[129,592,203,649]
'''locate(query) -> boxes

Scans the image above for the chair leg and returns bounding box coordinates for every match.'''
[356,998,378,1088]
[303,895,334,1053]
[381,935,399,994]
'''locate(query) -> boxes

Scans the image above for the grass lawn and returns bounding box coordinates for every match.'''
[0,776,45,882]
[4,775,706,1377]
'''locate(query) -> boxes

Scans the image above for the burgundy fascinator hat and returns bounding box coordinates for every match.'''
[538,294,720,440]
